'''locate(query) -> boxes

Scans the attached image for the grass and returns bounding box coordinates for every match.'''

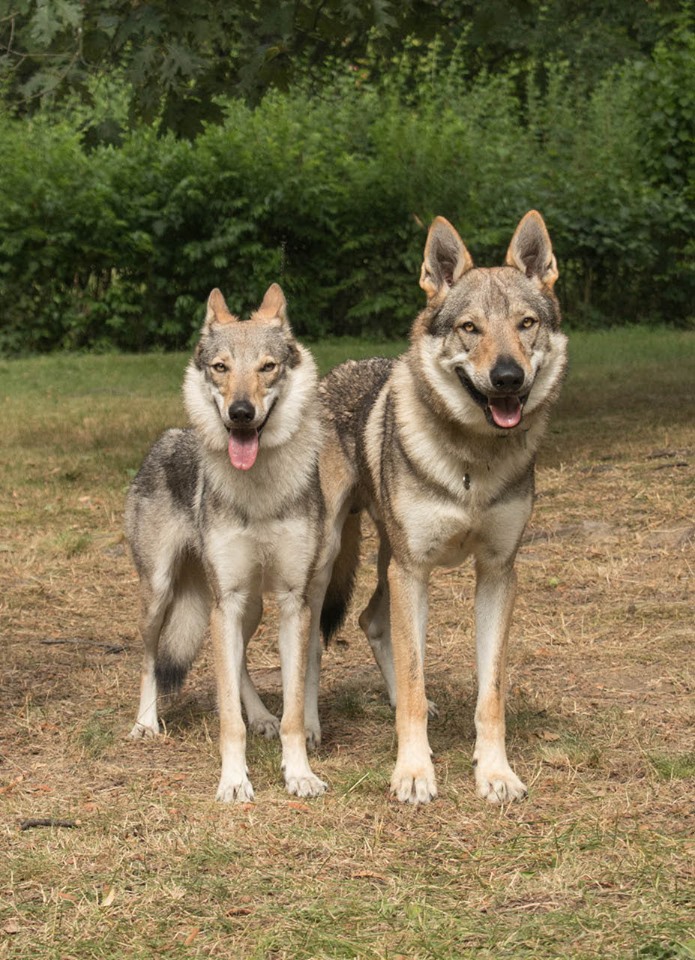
[1,327,694,959]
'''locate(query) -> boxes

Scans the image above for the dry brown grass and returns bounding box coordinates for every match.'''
[1,331,693,959]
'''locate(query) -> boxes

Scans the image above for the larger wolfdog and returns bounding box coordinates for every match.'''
[126,284,326,802]
[312,211,567,804]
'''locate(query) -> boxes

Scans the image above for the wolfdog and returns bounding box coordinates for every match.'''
[126,284,327,802]
[311,211,567,804]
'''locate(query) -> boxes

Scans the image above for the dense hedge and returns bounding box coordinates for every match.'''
[0,27,692,352]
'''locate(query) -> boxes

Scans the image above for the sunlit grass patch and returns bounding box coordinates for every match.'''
[53,530,92,558]
[76,710,117,757]
[648,752,695,782]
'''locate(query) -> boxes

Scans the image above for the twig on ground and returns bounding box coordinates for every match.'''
[19,818,79,831]
[39,637,126,653]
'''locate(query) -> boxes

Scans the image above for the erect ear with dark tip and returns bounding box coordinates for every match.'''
[205,288,236,327]
[254,282,288,325]
[505,210,559,289]
[419,217,474,301]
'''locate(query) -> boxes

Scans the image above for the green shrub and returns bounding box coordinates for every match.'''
[0,24,691,353]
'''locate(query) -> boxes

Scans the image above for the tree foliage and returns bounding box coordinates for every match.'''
[0,18,692,354]
[0,0,685,135]
[0,2,691,351]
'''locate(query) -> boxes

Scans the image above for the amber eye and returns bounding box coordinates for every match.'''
[520,316,536,330]
[260,360,277,373]
[461,321,477,334]
[212,362,227,373]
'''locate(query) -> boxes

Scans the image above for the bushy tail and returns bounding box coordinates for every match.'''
[320,511,362,644]
[155,555,211,694]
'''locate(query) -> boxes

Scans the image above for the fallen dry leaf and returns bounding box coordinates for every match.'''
[100,887,116,908]
[0,775,24,795]
[351,870,388,883]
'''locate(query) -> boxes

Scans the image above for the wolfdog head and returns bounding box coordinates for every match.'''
[414,211,567,433]
[183,284,317,469]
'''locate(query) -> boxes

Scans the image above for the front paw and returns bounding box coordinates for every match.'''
[216,776,255,803]
[475,762,527,804]
[390,761,438,805]
[285,772,327,798]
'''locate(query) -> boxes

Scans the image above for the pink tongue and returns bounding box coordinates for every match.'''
[489,397,522,429]
[228,430,259,470]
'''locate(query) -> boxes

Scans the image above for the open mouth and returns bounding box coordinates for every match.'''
[455,368,527,430]
[227,399,276,471]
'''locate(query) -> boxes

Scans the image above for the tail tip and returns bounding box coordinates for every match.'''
[154,658,189,695]
[320,602,348,647]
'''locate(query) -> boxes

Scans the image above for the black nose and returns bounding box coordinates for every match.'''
[490,358,524,392]
[228,400,255,424]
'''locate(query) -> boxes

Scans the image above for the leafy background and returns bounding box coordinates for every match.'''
[0,1,692,352]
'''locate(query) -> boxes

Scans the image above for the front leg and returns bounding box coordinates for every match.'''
[473,558,527,804]
[304,499,359,751]
[388,561,437,804]
[210,597,254,802]
[277,591,327,798]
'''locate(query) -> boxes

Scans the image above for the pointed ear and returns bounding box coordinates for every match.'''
[419,217,474,301]
[505,211,558,289]
[253,283,288,325]
[205,288,236,326]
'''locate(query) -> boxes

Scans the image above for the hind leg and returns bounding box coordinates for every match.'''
[360,590,396,706]
[359,529,396,705]
[129,550,210,739]
[240,595,280,739]
[304,607,323,751]
[304,501,358,750]
[128,576,172,739]
[305,564,333,751]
